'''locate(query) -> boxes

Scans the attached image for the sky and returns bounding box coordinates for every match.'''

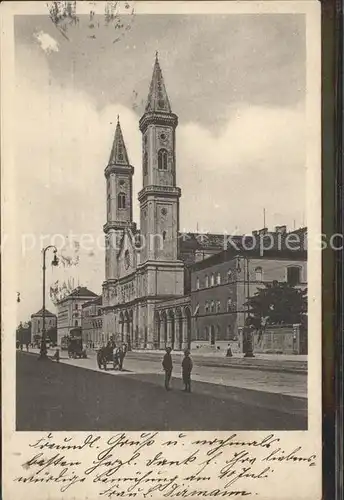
[13,8,306,321]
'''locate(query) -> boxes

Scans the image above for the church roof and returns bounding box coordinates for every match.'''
[145,53,172,114]
[81,295,102,308]
[108,118,130,166]
[31,307,56,318]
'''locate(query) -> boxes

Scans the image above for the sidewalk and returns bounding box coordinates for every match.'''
[24,349,307,399]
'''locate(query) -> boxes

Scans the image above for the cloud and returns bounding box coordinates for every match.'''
[13,45,306,321]
[34,31,59,53]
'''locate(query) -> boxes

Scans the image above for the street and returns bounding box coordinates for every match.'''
[16,350,307,431]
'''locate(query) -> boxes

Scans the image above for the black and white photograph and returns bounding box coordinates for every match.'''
[2,1,322,499]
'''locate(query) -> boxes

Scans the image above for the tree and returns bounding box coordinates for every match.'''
[245,281,307,329]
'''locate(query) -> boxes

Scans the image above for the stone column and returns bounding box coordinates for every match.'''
[175,319,181,351]
[181,318,189,350]
[167,318,172,347]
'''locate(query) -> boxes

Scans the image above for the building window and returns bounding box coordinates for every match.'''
[118,192,126,209]
[210,300,215,313]
[216,272,221,285]
[75,303,78,310]
[287,266,301,285]
[227,269,233,282]
[196,277,200,290]
[216,300,221,313]
[158,148,168,170]
[211,274,215,286]
[205,302,209,314]
[205,275,209,288]
[227,298,233,312]
[143,151,148,176]
[75,320,78,326]
[98,309,101,316]
[255,267,263,282]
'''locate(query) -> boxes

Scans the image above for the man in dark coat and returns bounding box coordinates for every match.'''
[162,347,173,390]
[182,349,193,393]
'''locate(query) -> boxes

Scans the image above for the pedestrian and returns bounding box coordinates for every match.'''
[53,348,60,362]
[26,343,29,352]
[182,349,193,393]
[162,347,173,391]
[226,343,232,357]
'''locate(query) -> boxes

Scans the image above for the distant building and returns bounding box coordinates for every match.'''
[190,247,307,348]
[16,322,31,345]
[31,308,57,344]
[81,296,103,347]
[56,286,98,345]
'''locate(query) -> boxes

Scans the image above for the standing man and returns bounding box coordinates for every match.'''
[182,349,193,393]
[162,347,173,391]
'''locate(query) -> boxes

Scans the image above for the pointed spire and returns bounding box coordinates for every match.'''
[145,54,172,113]
[108,118,130,166]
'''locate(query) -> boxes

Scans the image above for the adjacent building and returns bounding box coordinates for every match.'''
[30,307,57,344]
[190,247,307,348]
[81,296,103,347]
[56,286,98,345]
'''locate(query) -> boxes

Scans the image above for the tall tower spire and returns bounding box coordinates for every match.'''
[108,117,130,166]
[104,118,135,281]
[138,55,181,266]
[144,54,172,114]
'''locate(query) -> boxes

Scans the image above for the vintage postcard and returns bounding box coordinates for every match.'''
[1,1,322,499]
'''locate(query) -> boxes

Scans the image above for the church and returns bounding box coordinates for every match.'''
[102,54,196,350]
[101,55,307,352]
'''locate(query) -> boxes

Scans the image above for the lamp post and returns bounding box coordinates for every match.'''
[38,245,59,360]
[236,254,255,357]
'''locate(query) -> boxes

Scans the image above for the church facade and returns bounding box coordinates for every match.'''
[102,56,192,350]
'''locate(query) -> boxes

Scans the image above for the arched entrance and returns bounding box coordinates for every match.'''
[119,312,124,343]
[210,325,215,345]
[124,311,131,349]
[185,307,192,349]
[168,310,175,349]
[135,325,139,348]
[129,310,134,347]
[161,311,167,347]
[176,308,183,350]
[154,311,161,349]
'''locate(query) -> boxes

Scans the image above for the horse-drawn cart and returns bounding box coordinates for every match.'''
[97,342,127,371]
[67,328,87,359]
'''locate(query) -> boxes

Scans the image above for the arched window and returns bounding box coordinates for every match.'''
[255,267,263,282]
[158,148,168,170]
[227,269,233,282]
[205,275,209,288]
[75,320,78,326]
[205,302,209,314]
[210,300,215,313]
[118,192,126,209]
[216,272,221,285]
[216,300,221,313]
[196,277,200,290]
[227,298,233,312]
[211,274,215,287]
[143,151,148,176]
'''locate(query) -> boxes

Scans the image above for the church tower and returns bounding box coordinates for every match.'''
[104,117,135,281]
[138,54,182,264]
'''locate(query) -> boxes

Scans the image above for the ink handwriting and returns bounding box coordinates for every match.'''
[13,432,317,498]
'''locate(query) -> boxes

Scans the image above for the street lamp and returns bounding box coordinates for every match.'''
[236,254,255,358]
[38,246,59,360]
